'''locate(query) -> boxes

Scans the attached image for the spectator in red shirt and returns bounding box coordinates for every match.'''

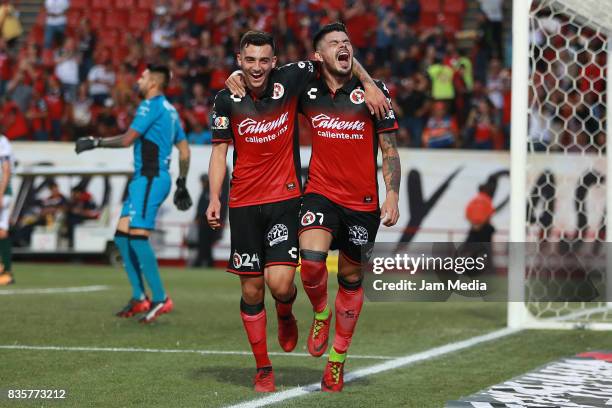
[26,90,50,141]
[44,75,64,140]
[1,101,28,140]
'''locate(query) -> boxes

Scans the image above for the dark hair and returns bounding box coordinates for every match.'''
[240,31,275,53]
[312,22,348,50]
[147,63,171,88]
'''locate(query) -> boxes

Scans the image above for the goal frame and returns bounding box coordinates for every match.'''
[507,0,612,330]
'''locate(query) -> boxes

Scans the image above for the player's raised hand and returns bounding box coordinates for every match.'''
[364,83,392,121]
[380,192,399,227]
[226,70,247,98]
[75,136,100,154]
[173,177,192,211]
[206,198,222,230]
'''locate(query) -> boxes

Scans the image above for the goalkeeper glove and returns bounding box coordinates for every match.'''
[75,136,100,154]
[174,177,192,211]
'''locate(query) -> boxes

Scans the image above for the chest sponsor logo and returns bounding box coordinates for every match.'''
[237,111,290,143]
[350,88,365,104]
[267,224,289,246]
[311,113,366,140]
[272,83,285,100]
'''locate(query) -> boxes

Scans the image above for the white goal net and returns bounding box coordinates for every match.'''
[509,0,612,329]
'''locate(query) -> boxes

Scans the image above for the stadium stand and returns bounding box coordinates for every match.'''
[0,0,511,148]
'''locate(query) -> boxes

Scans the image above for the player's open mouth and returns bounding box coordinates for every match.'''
[337,50,350,68]
[250,72,264,80]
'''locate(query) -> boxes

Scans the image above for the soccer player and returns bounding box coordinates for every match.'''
[298,23,401,392]
[0,132,14,286]
[208,31,388,392]
[75,64,192,323]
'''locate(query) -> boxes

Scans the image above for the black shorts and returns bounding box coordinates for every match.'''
[227,197,300,276]
[298,193,380,264]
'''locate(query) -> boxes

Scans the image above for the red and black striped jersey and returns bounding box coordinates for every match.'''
[211,61,317,208]
[300,77,399,212]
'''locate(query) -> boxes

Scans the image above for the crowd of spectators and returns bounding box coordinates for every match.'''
[0,0,511,149]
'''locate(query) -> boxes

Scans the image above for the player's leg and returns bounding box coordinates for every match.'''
[322,209,379,392]
[239,275,274,392]
[126,175,173,323]
[228,204,274,392]
[0,194,14,285]
[298,194,338,357]
[114,214,150,317]
[262,198,300,352]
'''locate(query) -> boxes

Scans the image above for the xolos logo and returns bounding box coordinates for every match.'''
[238,112,289,135]
[311,114,365,131]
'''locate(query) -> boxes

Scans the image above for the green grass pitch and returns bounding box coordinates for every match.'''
[1,263,612,407]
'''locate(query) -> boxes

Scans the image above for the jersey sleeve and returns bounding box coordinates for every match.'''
[174,115,187,144]
[129,100,157,135]
[277,60,318,93]
[211,91,232,143]
[373,80,399,134]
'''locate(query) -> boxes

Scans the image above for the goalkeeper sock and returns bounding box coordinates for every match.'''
[300,250,328,313]
[240,299,271,369]
[129,234,166,302]
[332,276,364,354]
[0,237,11,273]
[114,232,145,300]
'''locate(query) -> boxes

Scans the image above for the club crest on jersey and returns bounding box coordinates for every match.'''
[348,225,368,245]
[232,251,243,269]
[212,115,229,130]
[350,88,365,104]
[301,211,316,226]
[267,224,288,246]
[272,83,284,99]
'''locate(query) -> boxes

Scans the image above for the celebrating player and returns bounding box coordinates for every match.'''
[298,23,401,392]
[75,64,192,323]
[0,132,14,286]
[209,31,388,392]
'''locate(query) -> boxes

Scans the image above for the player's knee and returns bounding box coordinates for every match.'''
[241,283,264,304]
[0,230,8,239]
[269,280,295,301]
[338,274,363,290]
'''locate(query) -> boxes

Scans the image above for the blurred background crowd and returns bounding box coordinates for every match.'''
[0,0,512,149]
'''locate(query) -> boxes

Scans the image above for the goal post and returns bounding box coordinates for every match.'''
[508,0,612,329]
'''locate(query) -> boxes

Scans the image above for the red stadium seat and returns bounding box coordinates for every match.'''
[419,12,440,29]
[130,11,151,33]
[88,11,106,28]
[99,30,120,48]
[441,13,462,31]
[443,0,466,13]
[115,0,135,9]
[92,0,110,9]
[420,0,441,14]
[70,0,88,10]
[138,0,155,9]
[66,10,82,28]
[105,11,128,29]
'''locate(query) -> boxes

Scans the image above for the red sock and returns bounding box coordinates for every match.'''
[275,286,297,318]
[300,259,328,313]
[241,310,271,368]
[333,284,364,354]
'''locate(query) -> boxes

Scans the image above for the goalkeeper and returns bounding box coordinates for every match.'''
[75,64,192,323]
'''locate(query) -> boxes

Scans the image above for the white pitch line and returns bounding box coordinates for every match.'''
[0,285,110,295]
[0,344,392,360]
[226,326,522,408]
